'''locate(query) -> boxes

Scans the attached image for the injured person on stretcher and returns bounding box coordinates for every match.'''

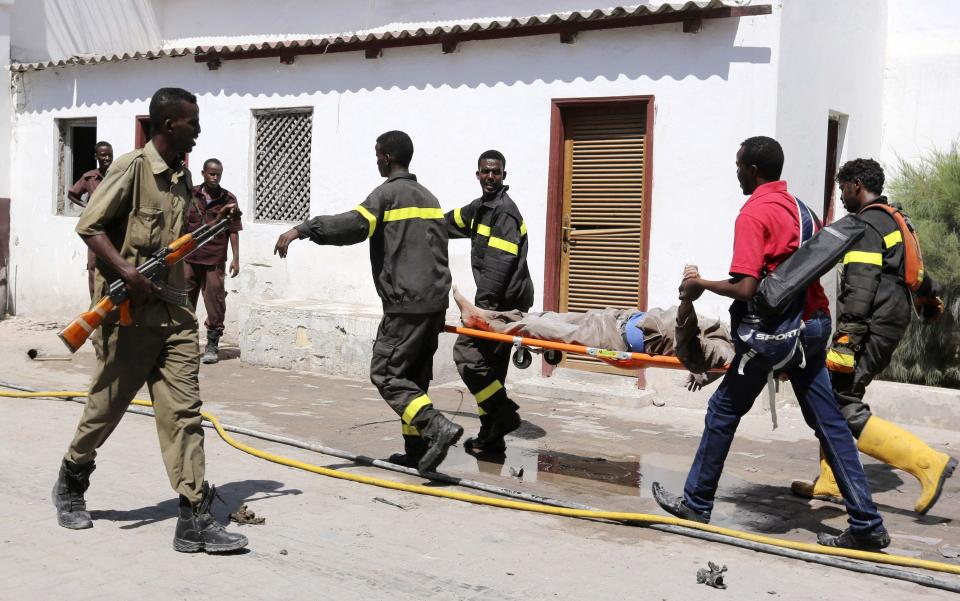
[452,282,734,387]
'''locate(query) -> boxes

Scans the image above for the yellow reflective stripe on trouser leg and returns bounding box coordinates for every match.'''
[488,237,519,255]
[883,230,903,248]
[355,205,377,238]
[401,394,432,425]
[520,222,527,236]
[383,207,445,222]
[843,251,883,266]
[473,380,504,416]
[402,423,421,436]
[454,207,466,229]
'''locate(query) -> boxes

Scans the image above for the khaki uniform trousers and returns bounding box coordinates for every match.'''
[65,322,206,504]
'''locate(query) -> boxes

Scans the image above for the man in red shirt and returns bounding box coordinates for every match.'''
[652,136,889,550]
[68,141,112,298]
[184,158,242,364]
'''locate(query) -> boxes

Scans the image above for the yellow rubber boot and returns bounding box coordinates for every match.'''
[857,416,958,514]
[790,451,842,503]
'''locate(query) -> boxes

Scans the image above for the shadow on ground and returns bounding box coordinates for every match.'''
[90,479,302,529]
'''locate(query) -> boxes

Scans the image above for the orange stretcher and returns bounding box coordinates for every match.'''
[444,325,728,373]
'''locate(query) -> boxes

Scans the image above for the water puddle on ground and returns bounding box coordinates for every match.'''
[441,444,689,500]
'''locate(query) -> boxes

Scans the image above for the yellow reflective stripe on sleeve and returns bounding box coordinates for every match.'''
[401,423,421,436]
[473,380,503,404]
[843,251,883,266]
[355,205,377,238]
[383,207,445,222]
[520,222,527,236]
[488,236,519,255]
[401,394,432,424]
[454,207,466,229]
[826,349,855,368]
[476,223,491,237]
[883,230,903,248]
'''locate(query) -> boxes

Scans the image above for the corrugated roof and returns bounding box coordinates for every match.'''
[11,1,771,72]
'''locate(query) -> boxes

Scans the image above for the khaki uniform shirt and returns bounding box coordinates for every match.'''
[76,141,194,326]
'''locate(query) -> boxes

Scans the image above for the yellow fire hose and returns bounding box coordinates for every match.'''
[5,388,960,584]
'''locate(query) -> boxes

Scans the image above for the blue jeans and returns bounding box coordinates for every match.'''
[682,313,883,533]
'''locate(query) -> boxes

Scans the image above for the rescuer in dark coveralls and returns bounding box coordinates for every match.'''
[445,150,534,454]
[791,158,955,514]
[274,130,463,474]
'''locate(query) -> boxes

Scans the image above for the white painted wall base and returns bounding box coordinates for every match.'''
[238,299,460,382]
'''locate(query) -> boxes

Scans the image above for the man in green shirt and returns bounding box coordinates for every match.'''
[52,87,248,554]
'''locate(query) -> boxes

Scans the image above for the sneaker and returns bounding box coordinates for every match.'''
[651,482,711,524]
[817,526,890,550]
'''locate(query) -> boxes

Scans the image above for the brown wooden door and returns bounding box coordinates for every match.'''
[558,106,649,373]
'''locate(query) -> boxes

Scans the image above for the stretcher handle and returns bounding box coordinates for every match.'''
[444,325,728,373]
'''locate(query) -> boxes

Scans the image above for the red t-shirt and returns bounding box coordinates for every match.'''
[729,180,830,320]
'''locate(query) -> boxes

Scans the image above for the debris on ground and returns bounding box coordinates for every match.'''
[939,544,960,558]
[372,496,410,510]
[279,549,288,555]
[697,561,728,589]
[229,504,266,525]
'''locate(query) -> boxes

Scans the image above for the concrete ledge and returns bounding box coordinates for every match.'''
[239,300,460,381]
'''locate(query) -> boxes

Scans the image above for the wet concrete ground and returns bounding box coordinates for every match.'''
[2,317,959,598]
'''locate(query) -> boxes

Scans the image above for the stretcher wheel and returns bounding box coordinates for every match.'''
[543,349,563,366]
[512,347,533,369]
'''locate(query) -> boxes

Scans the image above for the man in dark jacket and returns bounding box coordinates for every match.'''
[445,150,534,454]
[791,158,955,514]
[274,130,463,474]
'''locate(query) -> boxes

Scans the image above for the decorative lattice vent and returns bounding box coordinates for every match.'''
[253,109,312,222]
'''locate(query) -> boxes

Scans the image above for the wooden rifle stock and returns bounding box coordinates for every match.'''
[58,296,121,353]
[56,218,230,353]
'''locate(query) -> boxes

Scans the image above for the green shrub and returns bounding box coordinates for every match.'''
[881,142,960,388]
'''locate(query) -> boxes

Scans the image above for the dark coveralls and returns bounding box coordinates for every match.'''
[828,198,936,435]
[295,174,451,448]
[445,186,534,421]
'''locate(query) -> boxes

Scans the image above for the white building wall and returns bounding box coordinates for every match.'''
[880,0,960,171]
[775,0,888,219]
[10,8,781,322]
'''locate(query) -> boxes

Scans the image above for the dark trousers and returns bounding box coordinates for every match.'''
[452,334,519,418]
[185,262,227,337]
[831,332,899,437]
[370,311,445,441]
[682,314,883,533]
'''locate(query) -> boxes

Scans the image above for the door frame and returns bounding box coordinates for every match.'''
[544,95,655,313]
[542,95,655,379]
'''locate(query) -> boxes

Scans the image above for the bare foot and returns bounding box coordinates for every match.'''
[453,285,492,331]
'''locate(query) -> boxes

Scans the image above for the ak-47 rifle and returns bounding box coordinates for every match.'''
[58,218,232,352]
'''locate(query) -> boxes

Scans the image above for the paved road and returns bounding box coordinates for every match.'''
[1,317,958,600]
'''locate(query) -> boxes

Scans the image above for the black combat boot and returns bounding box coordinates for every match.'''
[173,483,249,553]
[464,410,521,454]
[817,526,890,550]
[52,459,95,529]
[652,482,711,524]
[388,436,428,468]
[417,413,464,474]
[202,332,221,364]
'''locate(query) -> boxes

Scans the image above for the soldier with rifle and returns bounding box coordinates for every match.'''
[51,87,248,554]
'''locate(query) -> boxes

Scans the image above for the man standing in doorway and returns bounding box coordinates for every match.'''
[445,150,533,454]
[791,158,955,514]
[68,141,113,298]
[274,130,463,474]
[185,158,242,364]
[53,88,248,554]
[652,136,890,550]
